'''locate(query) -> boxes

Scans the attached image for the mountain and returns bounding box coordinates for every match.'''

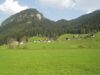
[0,8,58,44]
[0,8,100,44]
[69,10,100,33]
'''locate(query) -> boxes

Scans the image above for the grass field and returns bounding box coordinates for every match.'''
[0,33,100,75]
[0,49,100,75]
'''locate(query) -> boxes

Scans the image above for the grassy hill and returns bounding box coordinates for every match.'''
[26,32,100,49]
[1,32,100,49]
[57,32,100,48]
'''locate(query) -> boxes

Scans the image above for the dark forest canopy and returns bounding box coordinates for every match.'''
[0,8,100,44]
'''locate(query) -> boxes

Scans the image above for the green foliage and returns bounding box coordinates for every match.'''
[0,32,99,49]
[1,9,100,45]
[29,36,47,41]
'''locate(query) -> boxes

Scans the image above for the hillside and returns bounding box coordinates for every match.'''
[70,10,100,33]
[0,8,56,44]
[0,8,100,44]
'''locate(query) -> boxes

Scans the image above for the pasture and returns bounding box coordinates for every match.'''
[0,33,100,75]
[0,49,100,75]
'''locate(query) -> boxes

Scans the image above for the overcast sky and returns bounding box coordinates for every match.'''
[0,0,100,23]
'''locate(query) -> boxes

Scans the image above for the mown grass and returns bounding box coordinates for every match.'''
[0,49,100,75]
[0,32,100,75]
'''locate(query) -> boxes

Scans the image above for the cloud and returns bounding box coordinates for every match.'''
[75,0,100,13]
[0,0,28,14]
[39,0,100,13]
[39,0,75,9]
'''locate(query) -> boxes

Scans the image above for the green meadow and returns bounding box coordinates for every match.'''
[0,32,100,75]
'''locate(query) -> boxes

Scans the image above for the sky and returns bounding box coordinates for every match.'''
[0,0,100,24]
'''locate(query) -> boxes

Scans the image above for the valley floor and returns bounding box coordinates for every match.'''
[0,49,100,75]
